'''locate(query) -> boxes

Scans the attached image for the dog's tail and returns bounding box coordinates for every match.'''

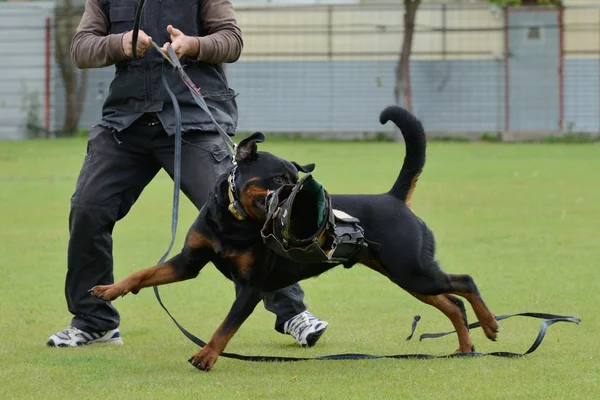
[379,105,426,208]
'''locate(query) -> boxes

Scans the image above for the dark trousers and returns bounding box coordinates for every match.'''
[66,122,306,334]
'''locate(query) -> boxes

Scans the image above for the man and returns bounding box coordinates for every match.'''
[47,0,328,348]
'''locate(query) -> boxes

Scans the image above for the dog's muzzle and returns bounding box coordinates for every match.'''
[261,173,368,264]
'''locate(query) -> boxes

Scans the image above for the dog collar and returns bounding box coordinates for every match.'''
[227,167,248,221]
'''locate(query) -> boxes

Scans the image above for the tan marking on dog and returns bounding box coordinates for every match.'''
[239,177,269,220]
[405,173,421,211]
[409,291,475,353]
[284,171,293,183]
[186,230,214,250]
[90,261,183,301]
[189,318,241,370]
[359,255,392,280]
[224,251,255,277]
[453,291,499,341]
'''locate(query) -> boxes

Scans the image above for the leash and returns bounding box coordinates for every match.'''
[132,10,581,363]
[153,292,581,362]
[150,41,238,156]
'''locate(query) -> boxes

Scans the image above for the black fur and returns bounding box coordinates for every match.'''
[90,105,497,371]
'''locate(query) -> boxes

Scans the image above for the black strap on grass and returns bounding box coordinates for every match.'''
[153,290,580,361]
[153,263,581,362]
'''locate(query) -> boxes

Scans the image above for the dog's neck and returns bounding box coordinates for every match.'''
[226,166,249,221]
[204,176,264,246]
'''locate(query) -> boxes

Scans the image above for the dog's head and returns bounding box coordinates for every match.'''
[227,132,315,221]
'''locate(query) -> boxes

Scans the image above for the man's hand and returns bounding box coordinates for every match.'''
[121,29,153,58]
[161,25,199,58]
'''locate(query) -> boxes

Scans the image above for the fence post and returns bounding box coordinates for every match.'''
[327,6,333,61]
[503,7,510,133]
[558,6,564,132]
[45,17,51,139]
[441,3,446,60]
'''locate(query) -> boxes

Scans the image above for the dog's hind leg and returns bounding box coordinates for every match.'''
[445,274,498,341]
[445,294,469,332]
[403,271,498,342]
[364,253,498,344]
[360,257,473,352]
[406,269,498,341]
[410,292,475,353]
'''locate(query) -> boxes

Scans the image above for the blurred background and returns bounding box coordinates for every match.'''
[1,0,598,141]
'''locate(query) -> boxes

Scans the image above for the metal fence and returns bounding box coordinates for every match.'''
[226,3,600,138]
[2,2,600,140]
[0,1,55,140]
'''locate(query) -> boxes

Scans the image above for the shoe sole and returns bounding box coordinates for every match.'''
[304,326,328,348]
[47,337,124,348]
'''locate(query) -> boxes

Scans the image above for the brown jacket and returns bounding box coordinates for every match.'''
[70,0,243,69]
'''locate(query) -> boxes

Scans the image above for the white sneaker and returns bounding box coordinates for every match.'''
[283,311,328,347]
[46,326,123,347]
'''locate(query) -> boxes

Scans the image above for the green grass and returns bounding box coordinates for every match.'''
[1,138,598,399]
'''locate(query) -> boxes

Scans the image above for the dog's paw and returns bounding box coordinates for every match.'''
[88,284,126,301]
[482,315,499,341]
[455,344,475,354]
[188,347,219,372]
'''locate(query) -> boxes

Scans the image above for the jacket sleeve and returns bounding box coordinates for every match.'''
[70,0,128,69]
[196,0,244,64]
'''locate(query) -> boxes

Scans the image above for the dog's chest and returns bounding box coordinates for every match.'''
[212,251,256,281]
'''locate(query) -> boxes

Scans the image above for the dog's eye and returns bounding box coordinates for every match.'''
[273,176,286,185]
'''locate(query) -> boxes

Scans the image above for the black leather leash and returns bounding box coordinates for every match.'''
[132,5,581,362]
[152,295,581,362]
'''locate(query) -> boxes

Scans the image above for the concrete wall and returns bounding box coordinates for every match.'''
[223,59,507,134]
[74,57,599,136]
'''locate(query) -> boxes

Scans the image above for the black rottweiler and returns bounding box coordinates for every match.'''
[90,105,498,371]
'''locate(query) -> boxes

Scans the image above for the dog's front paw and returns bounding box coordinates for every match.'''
[188,347,219,372]
[88,284,127,301]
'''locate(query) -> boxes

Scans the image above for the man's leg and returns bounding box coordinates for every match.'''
[261,285,328,347]
[155,131,328,347]
[261,284,306,332]
[153,131,231,207]
[48,124,161,347]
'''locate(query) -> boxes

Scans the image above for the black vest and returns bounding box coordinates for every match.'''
[99,0,238,135]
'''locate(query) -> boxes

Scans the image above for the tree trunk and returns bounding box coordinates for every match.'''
[394,0,421,109]
[61,69,88,135]
[55,1,88,137]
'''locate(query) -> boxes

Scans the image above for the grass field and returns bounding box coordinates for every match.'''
[0,137,598,399]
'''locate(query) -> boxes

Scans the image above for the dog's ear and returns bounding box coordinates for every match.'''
[236,132,265,162]
[292,162,315,173]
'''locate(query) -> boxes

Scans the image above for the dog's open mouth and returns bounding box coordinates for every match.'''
[255,197,268,212]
